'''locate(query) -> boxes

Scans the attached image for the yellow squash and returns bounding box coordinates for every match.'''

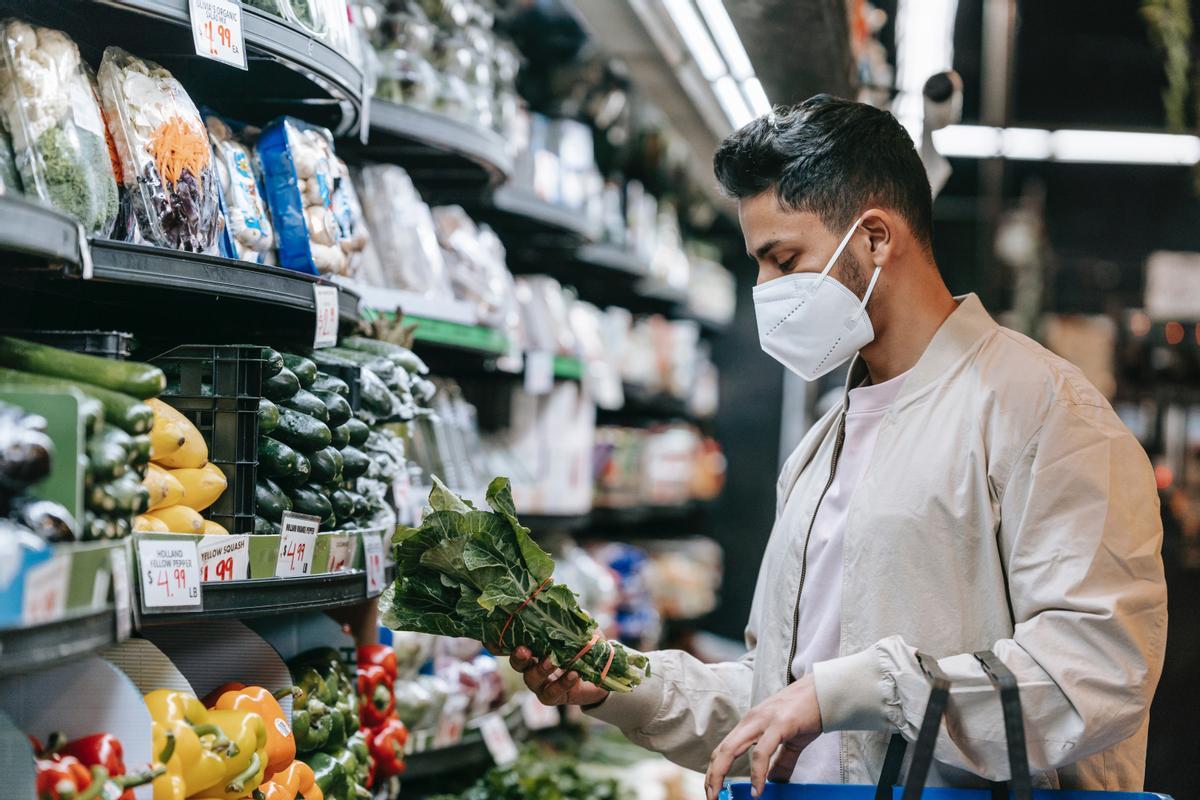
[150,412,188,461]
[145,463,186,510]
[202,519,229,535]
[135,514,170,533]
[171,463,227,511]
[148,399,208,469]
[147,504,205,534]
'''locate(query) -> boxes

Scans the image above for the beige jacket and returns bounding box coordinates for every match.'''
[589,294,1167,791]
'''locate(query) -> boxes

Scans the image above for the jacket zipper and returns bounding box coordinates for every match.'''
[785,411,847,685]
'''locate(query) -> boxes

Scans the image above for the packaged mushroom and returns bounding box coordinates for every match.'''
[97,46,219,252]
[205,115,274,263]
[257,116,352,275]
[0,20,118,233]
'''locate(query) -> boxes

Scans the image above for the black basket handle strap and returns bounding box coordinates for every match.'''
[875,734,908,800]
[900,651,954,800]
[973,651,1034,800]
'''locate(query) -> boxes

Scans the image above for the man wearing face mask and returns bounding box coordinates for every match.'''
[509,95,1167,796]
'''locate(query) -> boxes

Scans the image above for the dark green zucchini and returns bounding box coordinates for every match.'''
[261,347,284,377]
[275,452,311,490]
[255,477,291,522]
[87,426,130,482]
[357,368,396,419]
[258,436,298,478]
[312,372,350,397]
[262,367,300,402]
[254,515,280,535]
[330,423,350,450]
[340,446,370,480]
[83,511,116,541]
[258,398,280,435]
[88,472,149,515]
[309,446,344,484]
[324,347,396,380]
[0,336,166,398]
[287,483,333,521]
[282,389,329,424]
[271,407,331,453]
[330,488,356,520]
[0,367,153,434]
[312,389,351,427]
[344,418,369,447]
[339,337,429,374]
[281,354,319,388]
[127,434,151,466]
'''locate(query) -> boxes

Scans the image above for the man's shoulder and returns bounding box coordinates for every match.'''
[972,324,1112,414]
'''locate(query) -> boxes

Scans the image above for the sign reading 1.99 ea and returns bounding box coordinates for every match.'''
[137,538,202,609]
[188,0,247,70]
[276,512,320,577]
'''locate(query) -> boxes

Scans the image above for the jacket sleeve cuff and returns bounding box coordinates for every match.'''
[584,654,666,732]
[811,646,894,733]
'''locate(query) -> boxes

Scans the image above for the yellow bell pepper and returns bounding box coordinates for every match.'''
[151,723,187,800]
[208,684,295,778]
[145,689,235,798]
[190,708,267,800]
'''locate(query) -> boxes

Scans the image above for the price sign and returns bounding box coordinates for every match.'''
[188,0,247,70]
[109,547,132,640]
[433,694,469,747]
[524,350,554,395]
[325,533,352,574]
[137,538,202,609]
[198,535,250,583]
[478,713,519,766]
[313,285,339,349]
[520,691,561,731]
[21,553,71,625]
[363,532,386,597]
[276,512,319,577]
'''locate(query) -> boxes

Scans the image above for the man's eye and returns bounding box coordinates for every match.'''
[778,256,797,272]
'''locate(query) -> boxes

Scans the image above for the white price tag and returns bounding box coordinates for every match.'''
[198,535,250,583]
[188,0,247,70]
[478,713,519,766]
[21,553,71,625]
[434,694,469,747]
[137,539,202,609]
[325,533,352,574]
[313,285,340,349]
[276,512,320,577]
[363,532,386,597]
[109,547,132,640]
[524,350,554,395]
[520,691,561,731]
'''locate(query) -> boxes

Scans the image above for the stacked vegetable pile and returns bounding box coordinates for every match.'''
[289,647,375,799]
[0,400,77,543]
[432,747,623,800]
[356,644,408,787]
[383,478,652,694]
[134,398,228,535]
[0,336,169,540]
[30,729,162,800]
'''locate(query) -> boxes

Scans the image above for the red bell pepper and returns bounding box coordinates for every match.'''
[59,733,161,800]
[367,718,407,779]
[31,735,109,800]
[357,644,397,683]
[357,664,395,728]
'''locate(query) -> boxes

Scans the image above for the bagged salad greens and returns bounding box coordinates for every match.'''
[205,115,274,263]
[97,47,219,253]
[0,20,118,233]
[0,115,19,195]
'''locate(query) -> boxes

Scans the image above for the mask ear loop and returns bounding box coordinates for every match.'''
[814,215,866,294]
[852,265,883,323]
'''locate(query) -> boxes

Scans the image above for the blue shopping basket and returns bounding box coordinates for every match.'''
[723,651,1172,800]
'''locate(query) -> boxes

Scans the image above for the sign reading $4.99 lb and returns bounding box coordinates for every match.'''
[137,538,202,610]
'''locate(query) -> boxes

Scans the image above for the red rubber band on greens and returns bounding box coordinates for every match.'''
[500,577,553,646]
[600,641,617,683]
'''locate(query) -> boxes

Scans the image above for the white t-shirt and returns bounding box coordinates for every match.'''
[789,368,909,783]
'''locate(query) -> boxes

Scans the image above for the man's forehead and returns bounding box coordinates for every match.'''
[739,200,822,254]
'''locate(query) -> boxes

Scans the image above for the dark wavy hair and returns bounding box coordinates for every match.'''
[713,94,933,249]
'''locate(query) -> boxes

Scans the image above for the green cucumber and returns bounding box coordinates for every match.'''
[0,367,152,434]
[271,407,332,453]
[329,423,350,450]
[312,372,350,397]
[344,418,369,447]
[357,368,396,418]
[330,488,355,520]
[340,446,370,480]
[321,512,337,530]
[258,398,280,435]
[255,477,292,522]
[258,436,298,478]
[254,515,280,535]
[275,452,311,490]
[287,483,333,521]
[128,434,151,466]
[262,367,300,402]
[261,347,284,377]
[281,354,319,388]
[83,511,116,541]
[88,472,149,515]
[311,389,351,427]
[86,427,130,482]
[309,446,344,484]
[339,337,429,374]
[282,389,329,424]
[0,336,166,398]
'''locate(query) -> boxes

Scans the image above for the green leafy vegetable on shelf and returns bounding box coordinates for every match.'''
[381,477,651,694]
[430,746,623,800]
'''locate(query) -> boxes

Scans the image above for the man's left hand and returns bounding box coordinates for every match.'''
[705,673,823,800]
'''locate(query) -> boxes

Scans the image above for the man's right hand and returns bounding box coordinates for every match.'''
[509,646,609,707]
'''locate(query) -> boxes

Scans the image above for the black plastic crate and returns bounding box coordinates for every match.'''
[7,330,136,360]
[149,345,264,534]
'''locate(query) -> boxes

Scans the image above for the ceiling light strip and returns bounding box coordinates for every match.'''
[932,124,1200,165]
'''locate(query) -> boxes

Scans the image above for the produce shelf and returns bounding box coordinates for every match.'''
[575,242,649,279]
[480,186,598,244]
[601,383,697,423]
[348,100,513,192]
[402,704,529,784]
[0,195,83,267]
[0,608,117,677]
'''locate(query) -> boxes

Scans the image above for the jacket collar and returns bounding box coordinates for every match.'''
[842,293,997,409]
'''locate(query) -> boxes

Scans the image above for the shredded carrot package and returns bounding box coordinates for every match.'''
[147,114,210,186]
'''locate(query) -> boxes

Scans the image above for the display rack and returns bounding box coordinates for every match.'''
[0,195,83,268]
[402,703,529,783]
[481,186,598,242]
[0,608,117,677]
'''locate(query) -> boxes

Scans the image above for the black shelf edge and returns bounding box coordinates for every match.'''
[138,570,372,625]
[402,705,528,783]
[575,243,648,278]
[0,607,116,677]
[0,195,82,266]
[484,186,597,242]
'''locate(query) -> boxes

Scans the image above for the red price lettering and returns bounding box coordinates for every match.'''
[215,556,234,581]
[156,569,173,598]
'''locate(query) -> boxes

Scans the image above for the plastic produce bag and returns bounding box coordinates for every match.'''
[205,115,274,263]
[0,115,20,195]
[330,157,369,277]
[357,163,453,296]
[97,47,219,252]
[0,20,118,233]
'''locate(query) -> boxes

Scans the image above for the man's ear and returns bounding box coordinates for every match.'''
[859,209,894,264]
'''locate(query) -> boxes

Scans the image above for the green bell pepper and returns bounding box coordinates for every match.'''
[346,730,370,789]
[300,751,349,800]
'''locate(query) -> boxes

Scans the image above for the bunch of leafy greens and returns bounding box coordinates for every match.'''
[381,477,650,693]
[431,746,624,800]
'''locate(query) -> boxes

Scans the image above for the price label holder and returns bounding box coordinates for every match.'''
[198,535,250,583]
[313,285,339,349]
[136,537,202,613]
[188,0,247,70]
[325,533,352,574]
[276,512,319,577]
[362,532,385,597]
[520,691,561,731]
[524,350,554,395]
[109,546,132,640]
[21,552,71,626]
[478,713,519,766]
